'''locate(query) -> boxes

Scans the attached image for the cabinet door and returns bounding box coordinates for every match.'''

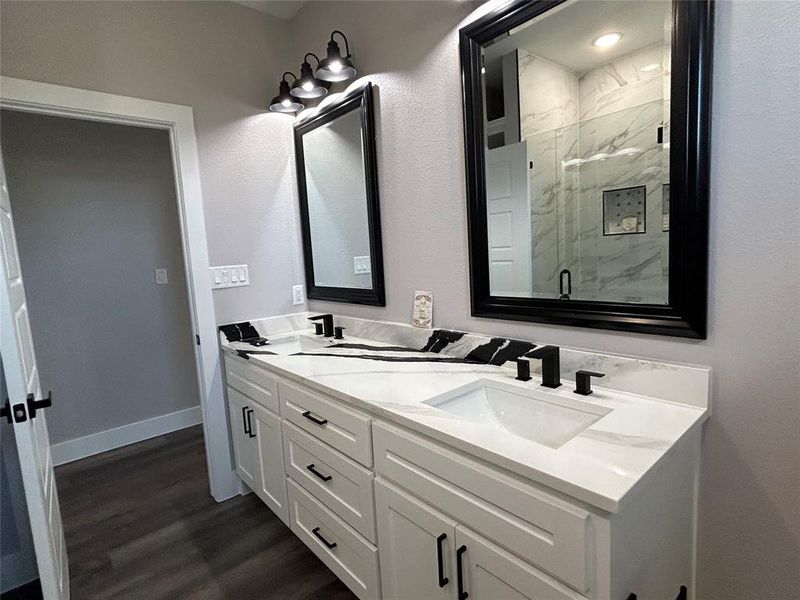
[250,402,289,524]
[454,527,581,600]
[375,480,458,600]
[227,388,259,491]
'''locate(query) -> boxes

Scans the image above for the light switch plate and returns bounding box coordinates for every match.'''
[292,285,305,305]
[353,256,371,275]
[210,264,249,289]
[155,268,168,284]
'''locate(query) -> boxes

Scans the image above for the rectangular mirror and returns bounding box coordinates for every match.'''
[461,0,713,337]
[294,83,385,305]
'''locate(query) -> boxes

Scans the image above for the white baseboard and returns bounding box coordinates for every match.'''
[51,406,203,466]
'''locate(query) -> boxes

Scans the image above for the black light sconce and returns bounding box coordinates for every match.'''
[269,72,305,113]
[315,30,357,82]
[290,53,330,99]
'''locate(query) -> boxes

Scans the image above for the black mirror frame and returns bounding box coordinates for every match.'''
[294,82,385,306]
[460,0,714,338]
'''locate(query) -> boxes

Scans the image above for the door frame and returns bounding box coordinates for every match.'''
[0,76,239,502]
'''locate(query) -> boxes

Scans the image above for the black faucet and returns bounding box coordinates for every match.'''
[309,314,334,338]
[527,345,561,388]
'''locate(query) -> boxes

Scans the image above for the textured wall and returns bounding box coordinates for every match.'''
[293,1,800,598]
[1,112,201,444]
[0,0,305,325]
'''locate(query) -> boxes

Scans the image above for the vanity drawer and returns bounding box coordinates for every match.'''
[283,421,376,542]
[373,422,593,593]
[287,479,380,600]
[225,355,279,414]
[280,381,372,467]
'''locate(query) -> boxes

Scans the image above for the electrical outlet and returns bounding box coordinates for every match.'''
[210,264,249,289]
[292,284,305,305]
[353,256,371,275]
[155,268,168,284]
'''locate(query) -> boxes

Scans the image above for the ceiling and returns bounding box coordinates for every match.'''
[485,0,670,74]
[232,1,307,21]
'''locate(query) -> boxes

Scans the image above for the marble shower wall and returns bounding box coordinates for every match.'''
[518,41,671,303]
[518,50,579,296]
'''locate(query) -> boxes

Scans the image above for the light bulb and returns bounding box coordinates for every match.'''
[281,99,291,107]
[329,60,343,73]
[592,32,622,48]
[302,81,314,91]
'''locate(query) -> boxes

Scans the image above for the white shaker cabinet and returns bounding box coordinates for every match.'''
[249,401,289,524]
[227,387,260,492]
[375,480,458,600]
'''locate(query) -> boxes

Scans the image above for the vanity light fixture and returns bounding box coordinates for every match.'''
[592,32,622,48]
[291,53,330,99]
[269,72,305,113]
[315,30,357,82]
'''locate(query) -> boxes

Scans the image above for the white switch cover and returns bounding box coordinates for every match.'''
[292,285,305,305]
[155,268,168,284]
[210,264,249,289]
[353,256,371,275]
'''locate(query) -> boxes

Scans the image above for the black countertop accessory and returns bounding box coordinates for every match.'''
[313,322,324,335]
[515,358,531,382]
[527,345,561,388]
[574,370,605,395]
[334,326,345,340]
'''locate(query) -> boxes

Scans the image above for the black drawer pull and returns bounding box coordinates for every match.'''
[456,545,468,599]
[246,409,256,438]
[311,526,337,549]
[436,533,449,587]
[241,406,250,435]
[302,410,328,426]
[306,463,332,482]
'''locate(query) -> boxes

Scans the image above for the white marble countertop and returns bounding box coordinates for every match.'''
[223,328,708,513]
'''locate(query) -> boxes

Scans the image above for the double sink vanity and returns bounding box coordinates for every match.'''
[234,2,716,597]
[219,313,709,600]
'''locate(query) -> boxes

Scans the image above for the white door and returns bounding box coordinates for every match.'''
[0,152,69,599]
[250,402,289,524]
[486,141,532,297]
[226,387,259,491]
[454,526,579,600]
[375,479,458,600]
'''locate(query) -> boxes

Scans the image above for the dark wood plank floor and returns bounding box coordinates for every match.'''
[55,425,357,600]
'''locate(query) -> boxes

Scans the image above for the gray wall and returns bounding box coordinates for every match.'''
[0,360,38,593]
[1,111,200,444]
[0,0,305,325]
[291,2,800,598]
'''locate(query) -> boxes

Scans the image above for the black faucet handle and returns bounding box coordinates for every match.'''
[574,370,605,396]
[515,358,532,382]
[334,326,345,340]
[312,322,324,335]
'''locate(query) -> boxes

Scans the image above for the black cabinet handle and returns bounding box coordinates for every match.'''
[246,409,256,438]
[302,410,328,426]
[436,533,449,587]
[306,463,332,482]
[312,526,337,549]
[241,406,250,436]
[456,545,468,600]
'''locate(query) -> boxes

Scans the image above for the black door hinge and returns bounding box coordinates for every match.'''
[196,334,201,346]
[27,391,52,418]
[1,399,27,423]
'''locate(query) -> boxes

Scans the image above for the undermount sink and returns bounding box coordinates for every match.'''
[423,379,611,449]
[264,334,334,354]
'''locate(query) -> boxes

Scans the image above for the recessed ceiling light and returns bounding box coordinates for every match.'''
[641,62,661,72]
[592,32,622,48]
